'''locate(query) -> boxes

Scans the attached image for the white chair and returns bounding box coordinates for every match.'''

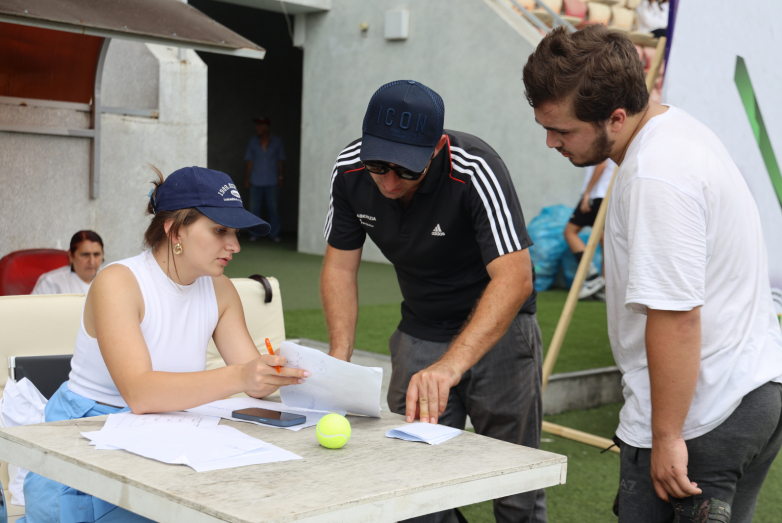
[206,276,286,370]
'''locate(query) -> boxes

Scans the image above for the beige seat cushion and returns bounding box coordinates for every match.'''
[0,294,84,390]
[587,1,612,24]
[206,277,285,371]
[539,0,564,13]
[611,6,636,29]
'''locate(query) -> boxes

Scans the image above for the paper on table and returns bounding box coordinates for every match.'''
[279,341,383,417]
[183,430,302,472]
[81,424,301,472]
[386,423,461,445]
[186,397,343,431]
[93,412,221,450]
[103,411,220,430]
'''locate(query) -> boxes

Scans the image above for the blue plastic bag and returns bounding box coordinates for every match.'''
[562,228,603,288]
[527,205,572,292]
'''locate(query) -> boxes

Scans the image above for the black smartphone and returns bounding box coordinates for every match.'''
[231,408,307,427]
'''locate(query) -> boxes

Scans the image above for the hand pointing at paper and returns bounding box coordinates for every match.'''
[405,361,461,424]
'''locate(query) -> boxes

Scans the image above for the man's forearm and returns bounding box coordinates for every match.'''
[647,308,701,440]
[584,161,606,195]
[440,268,533,375]
[321,265,359,360]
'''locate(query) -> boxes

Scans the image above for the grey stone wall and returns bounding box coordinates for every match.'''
[0,42,206,264]
[296,0,583,262]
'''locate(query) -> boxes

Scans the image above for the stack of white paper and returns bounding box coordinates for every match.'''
[186,397,344,432]
[83,413,301,472]
[279,341,383,417]
[386,423,462,445]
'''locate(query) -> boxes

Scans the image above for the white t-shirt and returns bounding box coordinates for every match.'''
[581,158,617,200]
[635,0,669,33]
[31,265,91,295]
[604,106,782,448]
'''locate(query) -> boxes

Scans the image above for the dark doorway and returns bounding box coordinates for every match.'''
[190,0,302,238]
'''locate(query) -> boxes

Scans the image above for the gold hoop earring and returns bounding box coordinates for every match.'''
[174,243,183,255]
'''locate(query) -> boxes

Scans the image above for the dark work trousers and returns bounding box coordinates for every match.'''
[616,381,782,523]
[387,313,548,523]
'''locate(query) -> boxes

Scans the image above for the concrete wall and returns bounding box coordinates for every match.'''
[296,0,583,262]
[0,41,206,264]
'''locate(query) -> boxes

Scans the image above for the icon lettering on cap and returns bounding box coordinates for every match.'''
[400,112,411,129]
[415,114,427,133]
[230,190,241,198]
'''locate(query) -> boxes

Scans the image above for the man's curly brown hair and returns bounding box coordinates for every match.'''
[522,25,648,124]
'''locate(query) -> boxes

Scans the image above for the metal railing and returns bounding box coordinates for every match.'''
[507,0,578,33]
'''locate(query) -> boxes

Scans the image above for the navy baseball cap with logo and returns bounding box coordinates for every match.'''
[360,80,445,173]
[151,166,271,236]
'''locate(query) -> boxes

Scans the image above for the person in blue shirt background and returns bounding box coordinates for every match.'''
[244,116,286,242]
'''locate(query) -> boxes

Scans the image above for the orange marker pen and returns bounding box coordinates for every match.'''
[265,338,281,373]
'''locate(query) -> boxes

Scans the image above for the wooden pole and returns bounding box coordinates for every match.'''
[542,421,620,454]
[541,168,616,391]
[540,36,667,392]
[645,36,668,93]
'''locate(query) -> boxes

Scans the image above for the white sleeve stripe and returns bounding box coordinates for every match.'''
[451,152,513,252]
[451,162,505,256]
[451,146,522,251]
[324,144,362,241]
[451,150,518,253]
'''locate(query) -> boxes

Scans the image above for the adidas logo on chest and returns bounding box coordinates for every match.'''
[431,224,445,236]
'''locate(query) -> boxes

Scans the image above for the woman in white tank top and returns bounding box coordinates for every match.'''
[21,166,310,523]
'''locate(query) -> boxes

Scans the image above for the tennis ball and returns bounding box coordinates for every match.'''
[316,413,351,449]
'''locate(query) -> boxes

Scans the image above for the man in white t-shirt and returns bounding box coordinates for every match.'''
[523,25,782,521]
[565,158,616,299]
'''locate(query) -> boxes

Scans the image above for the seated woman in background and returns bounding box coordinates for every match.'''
[21,166,309,523]
[31,231,104,294]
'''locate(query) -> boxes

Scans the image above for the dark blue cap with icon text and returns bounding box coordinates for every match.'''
[360,80,445,173]
[151,166,271,236]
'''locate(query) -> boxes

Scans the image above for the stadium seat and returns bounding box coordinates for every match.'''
[586,2,612,24]
[563,0,588,20]
[0,249,69,296]
[629,30,658,48]
[611,6,636,30]
[539,0,564,12]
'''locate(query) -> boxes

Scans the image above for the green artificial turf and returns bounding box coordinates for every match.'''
[223,237,401,310]
[227,238,613,373]
[461,403,782,523]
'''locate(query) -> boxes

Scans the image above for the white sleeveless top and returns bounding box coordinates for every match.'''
[68,250,219,406]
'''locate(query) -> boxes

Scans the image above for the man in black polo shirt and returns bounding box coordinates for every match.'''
[321,80,545,523]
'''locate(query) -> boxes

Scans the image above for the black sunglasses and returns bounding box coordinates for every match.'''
[362,156,434,181]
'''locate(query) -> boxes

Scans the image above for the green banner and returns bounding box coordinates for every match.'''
[735,55,782,209]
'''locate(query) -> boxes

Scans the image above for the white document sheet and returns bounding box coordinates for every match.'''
[92,412,220,449]
[279,341,383,417]
[186,397,343,431]
[103,411,220,430]
[82,424,301,472]
[386,423,462,445]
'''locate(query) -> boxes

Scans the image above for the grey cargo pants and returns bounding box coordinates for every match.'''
[387,313,548,523]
